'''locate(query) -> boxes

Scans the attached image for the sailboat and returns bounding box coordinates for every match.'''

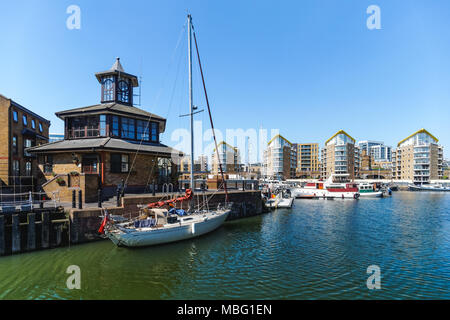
[99,14,232,247]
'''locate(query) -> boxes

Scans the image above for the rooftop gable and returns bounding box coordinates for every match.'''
[325,130,355,145]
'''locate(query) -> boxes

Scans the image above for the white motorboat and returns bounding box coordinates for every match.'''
[292,174,360,199]
[408,184,450,192]
[358,183,384,198]
[277,197,294,208]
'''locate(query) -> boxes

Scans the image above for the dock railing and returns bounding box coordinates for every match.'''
[0,191,60,213]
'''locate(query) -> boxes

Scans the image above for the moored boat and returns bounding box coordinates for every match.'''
[103,204,231,247]
[292,175,360,199]
[408,183,450,192]
[358,182,383,198]
[100,14,232,248]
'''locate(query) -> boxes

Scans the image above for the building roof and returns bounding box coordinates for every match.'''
[325,130,355,145]
[27,137,182,157]
[0,94,51,125]
[397,128,439,147]
[94,58,139,87]
[55,102,166,132]
[213,141,238,152]
[267,134,292,146]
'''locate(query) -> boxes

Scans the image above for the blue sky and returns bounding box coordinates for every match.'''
[0,0,449,161]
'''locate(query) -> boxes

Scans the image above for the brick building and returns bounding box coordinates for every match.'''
[0,94,50,188]
[321,130,357,181]
[28,58,181,202]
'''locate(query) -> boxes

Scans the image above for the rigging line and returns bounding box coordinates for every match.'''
[144,29,188,190]
[124,23,187,187]
[192,25,229,202]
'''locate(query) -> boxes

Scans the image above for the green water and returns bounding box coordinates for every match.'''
[0,191,449,299]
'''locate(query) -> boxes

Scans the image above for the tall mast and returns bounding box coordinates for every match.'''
[188,14,194,192]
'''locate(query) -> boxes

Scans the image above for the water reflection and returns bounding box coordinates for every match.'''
[0,192,449,299]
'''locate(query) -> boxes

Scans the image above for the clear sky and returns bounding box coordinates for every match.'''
[1,0,449,161]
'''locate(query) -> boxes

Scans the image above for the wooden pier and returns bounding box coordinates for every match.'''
[0,207,69,256]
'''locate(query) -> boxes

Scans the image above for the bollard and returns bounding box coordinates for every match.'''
[12,214,20,253]
[72,190,76,208]
[78,190,82,209]
[0,215,4,256]
[116,189,121,207]
[152,180,156,196]
[98,189,102,208]
[242,182,245,191]
[40,191,44,209]
[41,211,49,249]
[55,224,62,247]
[27,212,36,251]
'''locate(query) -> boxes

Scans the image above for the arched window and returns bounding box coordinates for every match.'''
[102,76,115,102]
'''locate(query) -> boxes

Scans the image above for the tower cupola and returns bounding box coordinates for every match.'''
[95,58,139,106]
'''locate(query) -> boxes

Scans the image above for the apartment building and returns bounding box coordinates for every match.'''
[321,130,357,181]
[0,94,50,187]
[179,154,209,173]
[391,129,444,183]
[357,140,392,162]
[263,134,292,180]
[296,143,320,178]
[211,141,241,174]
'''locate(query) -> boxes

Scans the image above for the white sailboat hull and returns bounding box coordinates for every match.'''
[106,210,230,247]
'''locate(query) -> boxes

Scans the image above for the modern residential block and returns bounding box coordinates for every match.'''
[391,129,444,183]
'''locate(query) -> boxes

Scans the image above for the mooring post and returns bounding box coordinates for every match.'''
[0,215,5,256]
[41,211,49,249]
[72,190,76,208]
[39,189,44,209]
[78,190,82,209]
[55,224,62,247]
[152,180,156,196]
[98,189,102,208]
[27,212,36,251]
[12,214,20,253]
[116,189,121,207]
[242,181,245,191]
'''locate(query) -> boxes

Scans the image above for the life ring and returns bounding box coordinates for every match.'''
[353,193,360,199]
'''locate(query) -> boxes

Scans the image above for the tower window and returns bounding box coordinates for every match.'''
[39,123,43,132]
[102,76,115,102]
[86,116,99,137]
[117,79,130,103]
[121,117,135,139]
[31,119,36,129]
[151,122,158,142]
[23,115,28,126]
[100,115,107,136]
[111,116,119,136]
[13,110,18,122]
[137,120,150,141]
